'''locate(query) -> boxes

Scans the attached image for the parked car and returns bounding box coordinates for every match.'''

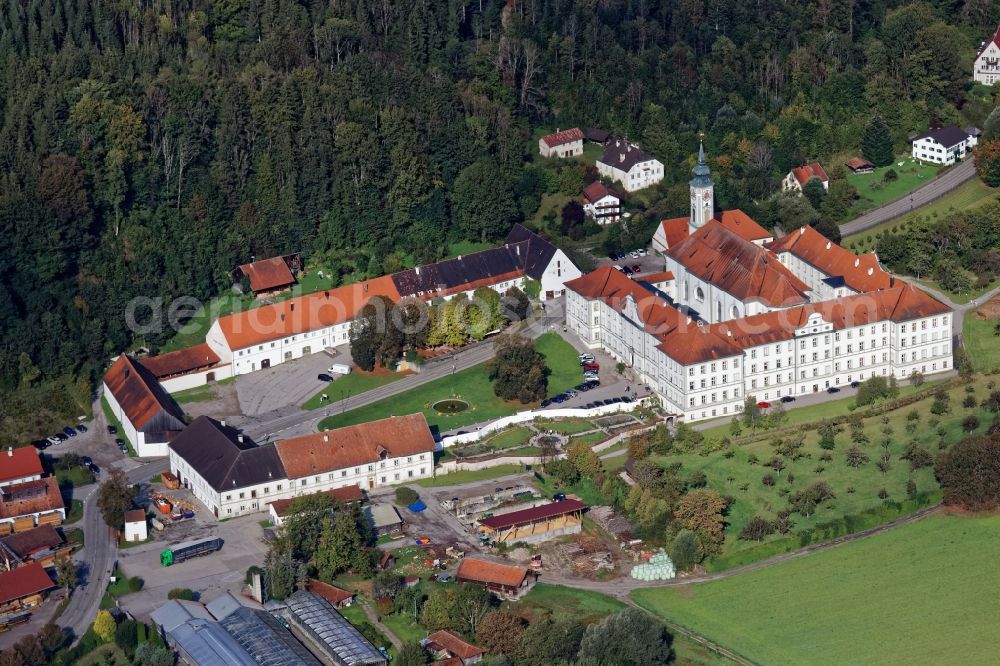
[780,395,796,403]
[540,399,553,408]
[565,389,578,398]
[616,252,626,260]
[630,250,640,259]
[850,381,861,388]
[574,383,589,392]
[582,362,599,372]
[583,372,599,381]
[607,254,617,261]
[553,493,567,501]
[638,248,647,256]
[53,433,67,442]
[31,440,49,450]
[63,426,77,437]
[621,266,633,275]
[317,373,333,382]
[621,396,633,403]
[756,401,771,409]
[827,386,840,394]
[551,394,566,404]
[106,425,117,435]
[81,456,93,466]
[585,380,600,389]
[578,353,595,364]
[77,425,88,433]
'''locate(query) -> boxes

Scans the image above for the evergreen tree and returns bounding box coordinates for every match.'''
[862,114,894,166]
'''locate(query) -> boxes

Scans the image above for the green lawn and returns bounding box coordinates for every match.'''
[845,158,940,211]
[318,333,580,432]
[844,179,997,249]
[483,427,534,450]
[541,418,596,434]
[654,376,995,569]
[415,464,524,488]
[632,514,1000,666]
[55,465,95,488]
[303,371,406,410]
[380,611,426,644]
[64,499,83,525]
[572,431,610,447]
[963,315,1000,372]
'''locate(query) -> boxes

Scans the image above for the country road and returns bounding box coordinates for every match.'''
[236,300,567,440]
[839,159,975,238]
[58,458,169,642]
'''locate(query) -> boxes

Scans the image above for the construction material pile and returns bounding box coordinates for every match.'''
[630,550,675,580]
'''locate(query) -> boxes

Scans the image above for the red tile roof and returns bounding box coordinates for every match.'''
[639,271,675,283]
[274,414,435,479]
[427,630,484,661]
[140,343,221,379]
[581,181,618,203]
[769,226,891,294]
[456,558,529,589]
[268,486,365,518]
[0,447,43,485]
[215,275,401,351]
[845,157,874,172]
[479,499,586,530]
[565,265,684,337]
[124,509,146,523]
[540,128,584,148]
[0,477,64,520]
[668,221,811,307]
[715,210,773,242]
[103,355,185,432]
[658,217,689,249]
[306,579,355,606]
[790,162,829,186]
[238,257,295,292]
[0,561,54,604]
[0,524,64,560]
[978,25,1000,56]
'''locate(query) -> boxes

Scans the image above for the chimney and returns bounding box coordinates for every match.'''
[364,283,369,293]
[237,434,244,444]
[825,242,831,250]
[324,290,330,299]
[6,447,11,457]
[280,313,285,321]
[323,434,329,443]
[290,302,295,311]
[221,419,226,427]
[799,227,805,235]
[854,258,860,268]
[415,266,421,276]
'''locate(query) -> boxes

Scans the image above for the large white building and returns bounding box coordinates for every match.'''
[974,26,1000,85]
[911,126,977,165]
[103,355,186,457]
[204,225,580,378]
[168,414,436,518]
[538,128,584,158]
[597,138,664,192]
[566,145,953,423]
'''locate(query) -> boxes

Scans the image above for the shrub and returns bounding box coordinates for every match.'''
[935,434,1000,510]
[127,577,143,593]
[883,168,898,182]
[878,488,889,499]
[114,620,138,654]
[761,473,775,487]
[738,516,775,542]
[167,588,195,601]
[963,415,980,433]
[394,486,419,506]
[670,530,703,570]
[964,395,977,409]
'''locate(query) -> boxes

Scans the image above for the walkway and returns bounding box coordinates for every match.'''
[357,597,403,650]
[839,159,976,238]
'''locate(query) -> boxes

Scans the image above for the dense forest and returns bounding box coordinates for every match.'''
[0,0,996,398]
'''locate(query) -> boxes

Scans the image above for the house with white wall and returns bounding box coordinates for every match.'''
[538,128,584,158]
[782,163,829,193]
[168,414,435,519]
[580,182,621,224]
[974,26,1000,85]
[911,126,977,165]
[597,138,664,192]
[103,355,186,457]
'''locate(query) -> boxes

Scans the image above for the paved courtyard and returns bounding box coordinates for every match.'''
[233,344,352,417]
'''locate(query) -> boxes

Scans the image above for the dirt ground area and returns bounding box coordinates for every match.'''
[180,381,242,421]
[971,293,1000,319]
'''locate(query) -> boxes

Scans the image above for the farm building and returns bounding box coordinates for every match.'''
[0,561,55,613]
[0,524,72,570]
[455,557,537,600]
[424,630,484,664]
[477,499,587,545]
[124,509,148,542]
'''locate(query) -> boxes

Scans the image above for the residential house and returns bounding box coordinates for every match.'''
[580,182,621,224]
[103,354,186,457]
[235,254,299,296]
[0,447,44,486]
[596,138,664,192]
[974,26,1000,85]
[782,163,829,193]
[845,157,875,174]
[0,561,55,613]
[0,525,72,570]
[538,128,584,158]
[0,477,65,532]
[425,630,484,664]
[455,558,537,600]
[912,126,977,165]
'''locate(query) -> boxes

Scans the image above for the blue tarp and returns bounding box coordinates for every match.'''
[408,501,427,512]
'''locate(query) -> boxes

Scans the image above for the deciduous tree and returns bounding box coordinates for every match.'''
[96,467,133,529]
[577,608,673,665]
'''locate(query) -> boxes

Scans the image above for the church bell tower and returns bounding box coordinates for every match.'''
[689,139,714,235]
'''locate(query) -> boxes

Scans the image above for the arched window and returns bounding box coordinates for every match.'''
[731,305,740,319]
[695,286,705,302]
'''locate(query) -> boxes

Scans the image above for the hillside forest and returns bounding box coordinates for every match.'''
[1,0,998,418]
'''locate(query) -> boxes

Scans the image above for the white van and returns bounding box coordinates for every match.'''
[327,363,352,375]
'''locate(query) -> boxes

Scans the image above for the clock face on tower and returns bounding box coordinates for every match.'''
[703,191,711,201]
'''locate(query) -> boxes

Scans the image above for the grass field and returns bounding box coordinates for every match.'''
[64,499,83,524]
[844,179,997,249]
[415,464,524,488]
[632,514,1000,666]
[963,315,1000,372]
[55,465,95,488]
[318,333,579,432]
[303,371,406,410]
[170,384,219,404]
[845,158,940,211]
[647,375,998,568]
[516,584,728,665]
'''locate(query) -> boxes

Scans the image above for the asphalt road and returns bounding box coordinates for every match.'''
[238,299,567,440]
[839,158,976,238]
[58,457,169,642]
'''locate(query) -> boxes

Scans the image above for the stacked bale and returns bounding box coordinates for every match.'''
[629,550,676,580]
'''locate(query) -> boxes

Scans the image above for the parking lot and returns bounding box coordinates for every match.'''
[116,510,269,620]
[234,344,352,417]
[598,246,664,279]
